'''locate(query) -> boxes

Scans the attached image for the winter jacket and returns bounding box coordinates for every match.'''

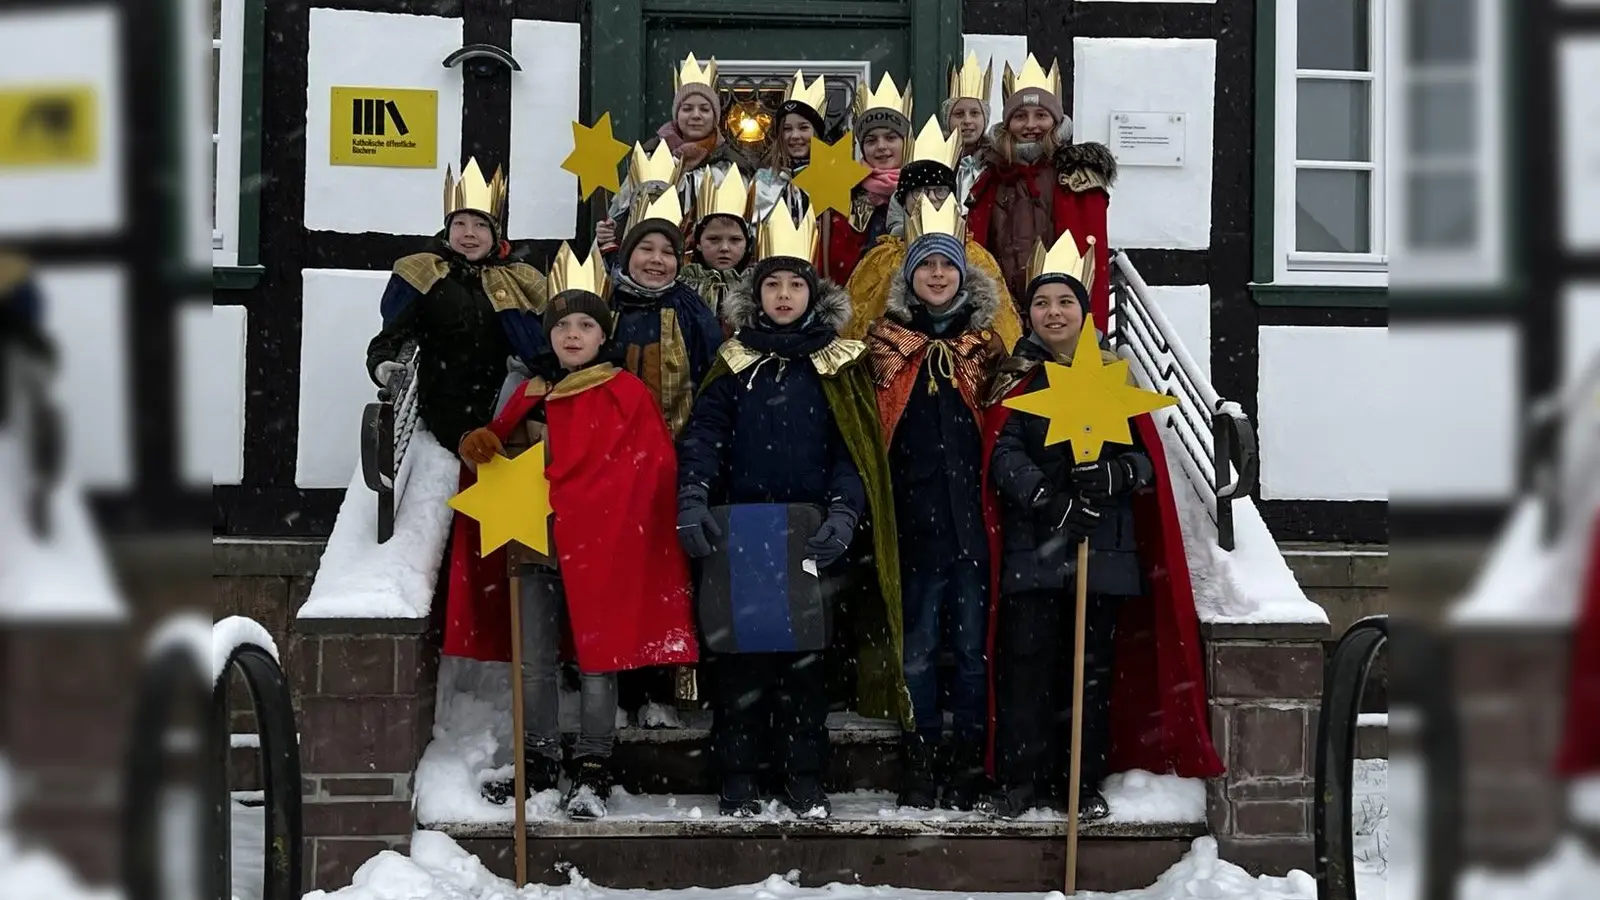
[677,280,865,518]
[987,335,1154,597]
[967,133,1117,319]
[610,279,724,436]
[365,241,548,450]
[867,267,1008,570]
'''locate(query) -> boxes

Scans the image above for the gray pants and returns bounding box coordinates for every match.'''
[518,565,618,760]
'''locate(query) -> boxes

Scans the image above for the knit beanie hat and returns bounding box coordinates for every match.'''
[751,255,820,307]
[1025,272,1090,317]
[1001,85,1064,129]
[779,99,827,138]
[895,160,957,204]
[544,289,616,335]
[619,214,686,269]
[671,82,722,123]
[856,109,911,144]
[903,233,967,295]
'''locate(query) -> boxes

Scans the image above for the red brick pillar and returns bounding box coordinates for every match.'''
[1203,621,1331,874]
[293,616,440,891]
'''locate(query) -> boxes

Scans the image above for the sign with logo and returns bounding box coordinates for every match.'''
[329,86,437,168]
[1108,111,1186,168]
[0,85,97,168]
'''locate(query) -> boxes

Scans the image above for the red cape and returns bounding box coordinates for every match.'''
[822,210,872,286]
[1556,508,1600,774]
[979,379,1224,779]
[966,166,1111,322]
[443,369,700,672]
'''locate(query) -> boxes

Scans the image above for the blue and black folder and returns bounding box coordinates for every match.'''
[696,504,828,654]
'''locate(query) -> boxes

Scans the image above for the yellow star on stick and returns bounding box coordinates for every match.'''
[447,445,553,555]
[561,112,630,201]
[1003,315,1179,461]
[792,133,869,217]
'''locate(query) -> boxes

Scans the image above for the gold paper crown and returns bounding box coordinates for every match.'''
[548,241,609,298]
[442,158,507,225]
[756,198,820,262]
[696,167,752,221]
[628,141,683,189]
[853,72,913,121]
[1002,54,1063,102]
[1028,230,1096,294]
[908,115,961,169]
[675,52,718,92]
[905,193,963,244]
[784,70,830,118]
[633,183,686,232]
[948,52,993,103]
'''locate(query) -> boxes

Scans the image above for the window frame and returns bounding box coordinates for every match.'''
[212,0,264,287]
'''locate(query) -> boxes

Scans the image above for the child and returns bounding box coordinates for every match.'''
[752,69,828,223]
[451,244,699,819]
[866,196,1007,810]
[943,52,993,207]
[823,73,912,285]
[677,202,905,819]
[679,168,755,320]
[979,233,1223,819]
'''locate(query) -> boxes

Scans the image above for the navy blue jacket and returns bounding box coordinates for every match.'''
[611,279,724,428]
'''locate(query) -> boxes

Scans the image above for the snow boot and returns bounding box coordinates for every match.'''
[480,746,562,805]
[974,784,1038,820]
[1078,786,1111,822]
[783,774,831,819]
[564,756,613,820]
[719,774,764,818]
[897,733,937,809]
[940,740,987,811]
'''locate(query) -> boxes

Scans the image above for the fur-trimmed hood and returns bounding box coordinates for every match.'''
[1053,140,1118,188]
[884,260,1003,331]
[721,276,851,332]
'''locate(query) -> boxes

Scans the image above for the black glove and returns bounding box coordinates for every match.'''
[1041,493,1101,543]
[676,485,720,558]
[1070,457,1138,500]
[805,506,858,569]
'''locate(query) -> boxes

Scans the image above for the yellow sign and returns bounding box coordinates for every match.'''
[0,85,97,168]
[447,444,554,555]
[329,86,437,168]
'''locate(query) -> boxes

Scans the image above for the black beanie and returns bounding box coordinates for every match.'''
[544,289,615,335]
[1025,272,1090,317]
[691,213,755,268]
[778,99,827,138]
[751,255,820,305]
[895,160,957,203]
[619,216,685,268]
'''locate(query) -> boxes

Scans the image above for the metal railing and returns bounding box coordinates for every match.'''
[2,342,63,538]
[214,638,304,900]
[1105,252,1258,550]
[361,342,421,543]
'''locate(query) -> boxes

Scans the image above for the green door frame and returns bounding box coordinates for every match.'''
[591,0,962,142]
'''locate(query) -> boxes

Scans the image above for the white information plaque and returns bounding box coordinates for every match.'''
[1108,111,1186,167]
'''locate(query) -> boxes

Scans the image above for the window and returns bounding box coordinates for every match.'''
[1273,0,1391,287]
[214,0,244,267]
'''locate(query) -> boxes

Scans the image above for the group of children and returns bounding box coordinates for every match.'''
[367,52,1222,825]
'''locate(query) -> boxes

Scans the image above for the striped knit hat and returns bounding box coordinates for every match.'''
[903,233,967,294]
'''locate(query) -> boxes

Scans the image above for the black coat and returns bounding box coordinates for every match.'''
[677,280,865,518]
[989,337,1154,597]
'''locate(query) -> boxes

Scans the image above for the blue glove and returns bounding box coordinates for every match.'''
[805,506,858,569]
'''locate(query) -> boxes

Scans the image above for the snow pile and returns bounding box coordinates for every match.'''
[299,430,459,619]
[0,756,120,900]
[1156,432,1325,625]
[209,616,280,685]
[0,436,124,623]
[1457,840,1600,900]
[1451,498,1581,625]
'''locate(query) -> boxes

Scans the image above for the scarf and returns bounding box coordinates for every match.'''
[862,167,901,208]
[614,271,676,301]
[656,122,721,171]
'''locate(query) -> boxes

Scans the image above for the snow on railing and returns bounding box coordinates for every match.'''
[1527,351,1600,545]
[1106,252,1259,551]
[361,341,421,543]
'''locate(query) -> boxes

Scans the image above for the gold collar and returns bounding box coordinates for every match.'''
[719,337,866,377]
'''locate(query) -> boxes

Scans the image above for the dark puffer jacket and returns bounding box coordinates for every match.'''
[676,278,865,517]
[989,335,1154,597]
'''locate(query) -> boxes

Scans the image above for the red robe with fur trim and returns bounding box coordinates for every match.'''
[1556,508,1600,774]
[967,143,1115,323]
[979,377,1224,779]
[443,368,699,672]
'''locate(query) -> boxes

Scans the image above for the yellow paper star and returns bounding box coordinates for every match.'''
[447,444,553,555]
[791,133,869,217]
[561,112,630,201]
[1002,316,1179,461]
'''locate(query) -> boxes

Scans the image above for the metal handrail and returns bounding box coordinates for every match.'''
[215,642,304,900]
[361,342,420,543]
[125,642,209,900]
[1106,251,1260,550]
[1526,352,1600,544]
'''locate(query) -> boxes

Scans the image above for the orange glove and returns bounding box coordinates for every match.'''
[458,428,504,465]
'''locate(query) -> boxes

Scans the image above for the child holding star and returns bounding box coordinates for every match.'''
[447,244,699,821]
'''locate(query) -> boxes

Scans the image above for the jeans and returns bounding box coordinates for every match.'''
[900,558,988,742]
[519,565,618,760]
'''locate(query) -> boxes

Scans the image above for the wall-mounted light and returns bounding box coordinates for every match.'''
[724,100,771,145]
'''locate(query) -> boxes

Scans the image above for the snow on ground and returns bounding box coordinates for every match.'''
[1352,758,1389,900]
[0,756,119,900]
[1572,776,1600,825]
[1156,432,1326,625]
[298,430,459,619]
[0,436,125,622]
[232,800,265,900]
[1356,713,1387,728]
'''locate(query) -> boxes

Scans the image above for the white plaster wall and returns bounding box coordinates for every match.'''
[297,269,389,489]
[0,7,123,237]
[36,266,130,489]
[1568,282,1600,383]
[305,9,463,235]
[1389,324,1517,502]
[185,303,246,487]
[508,20,582,240]
[961,33,1029,123]
[1073,38,1216,250]
[1257,326,1387,501]
[1560,36,1600,251]
[1143,285,1211,383]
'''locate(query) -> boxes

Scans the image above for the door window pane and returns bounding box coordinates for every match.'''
[1296,169,1372,253]
[1409,81,1475,156]
[1298,0,1369,71]
[1410,0,1475,64]
[1297,79,1371,161]
[1407,172,1478,249]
